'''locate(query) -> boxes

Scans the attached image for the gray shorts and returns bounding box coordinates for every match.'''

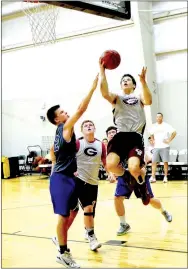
[152,147,170,163]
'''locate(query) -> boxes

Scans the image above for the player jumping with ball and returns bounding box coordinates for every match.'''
[99,58,172,235]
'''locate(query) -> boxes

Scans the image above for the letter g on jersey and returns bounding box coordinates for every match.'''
[84,147,98,156]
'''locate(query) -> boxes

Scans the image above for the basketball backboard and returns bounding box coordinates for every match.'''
[45,1,131,20]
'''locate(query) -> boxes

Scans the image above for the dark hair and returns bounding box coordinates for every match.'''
[46,105,60,125]
[102,138,108,142]
[157,112,163,117]
[120,74,136,89]
[106,126,117,135]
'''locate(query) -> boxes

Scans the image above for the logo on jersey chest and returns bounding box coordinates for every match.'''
[84,147,98,156]
[123,96,138,106]
[135,149,143,156]
[54,135,60,152]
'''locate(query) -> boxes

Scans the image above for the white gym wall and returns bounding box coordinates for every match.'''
[2,1,187,157]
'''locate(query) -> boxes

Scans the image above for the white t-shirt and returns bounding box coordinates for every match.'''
[150,122,175,149]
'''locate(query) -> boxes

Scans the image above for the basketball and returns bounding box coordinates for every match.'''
[100,50,121,70]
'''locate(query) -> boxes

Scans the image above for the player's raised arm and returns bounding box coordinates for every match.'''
[63,74,98,141]
[139,67,152,106]
[99,58,117,104]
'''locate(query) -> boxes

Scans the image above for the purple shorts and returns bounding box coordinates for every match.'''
[50,172,78,216]
[115,173,154,199]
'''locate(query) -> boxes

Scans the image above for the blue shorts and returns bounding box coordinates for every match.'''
[115,174,154,199]
[50,172,78,217]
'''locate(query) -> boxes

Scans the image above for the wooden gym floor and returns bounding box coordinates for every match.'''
[2,176,188,268]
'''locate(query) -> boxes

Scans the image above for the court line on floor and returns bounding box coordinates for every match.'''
[2,232,187,254]
[2,195,186,210]
[2,203,51,210]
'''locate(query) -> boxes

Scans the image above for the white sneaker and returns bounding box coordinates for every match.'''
[56,251,80,268]
[88,234,102,251]
[149,176,156,183]
[163,176,168,183]
[84,229,89,240]
[117,223,131,236]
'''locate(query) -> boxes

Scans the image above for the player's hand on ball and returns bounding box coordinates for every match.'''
[99,57,105,72]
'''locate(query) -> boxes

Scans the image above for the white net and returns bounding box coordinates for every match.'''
[22,1,59,45]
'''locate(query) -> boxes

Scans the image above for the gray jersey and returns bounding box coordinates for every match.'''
[113,93,146,134]
[76,138,106,185]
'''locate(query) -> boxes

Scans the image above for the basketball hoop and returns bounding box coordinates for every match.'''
[22,0,59,45]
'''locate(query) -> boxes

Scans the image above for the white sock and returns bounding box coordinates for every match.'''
[119,215,126,225]
[86,227,94,233]
[160,206,165,213]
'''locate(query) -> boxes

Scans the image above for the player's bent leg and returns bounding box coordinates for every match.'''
[129,164,151,205]
[84,204,102,251]
[54,215,80,268]
[67,192,80,230]
[50,173,80,267]
[149,198,172,222]
[67,209,79,230]
[57,214,69,246]
[84,205,94,229]
[128,156,142,181]
[115,176,132,235]
[106,152,124,176]
[114,196,125,216]
[114,196,131,235]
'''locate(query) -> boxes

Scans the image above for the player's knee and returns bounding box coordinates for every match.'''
[128,163,140,178]
[106,153,120,172]
[106,162,114,172]
[128,163,140,172]
[84,205,93,213]
[128,157,140,173]
[106,160,118,172]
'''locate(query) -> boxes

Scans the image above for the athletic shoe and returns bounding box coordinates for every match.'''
[163,176,168,183]
[56,251,80,268]
[162,210,172,222]
[149,176,156,183]
[88,234,102,251]
[117,223,131,236]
